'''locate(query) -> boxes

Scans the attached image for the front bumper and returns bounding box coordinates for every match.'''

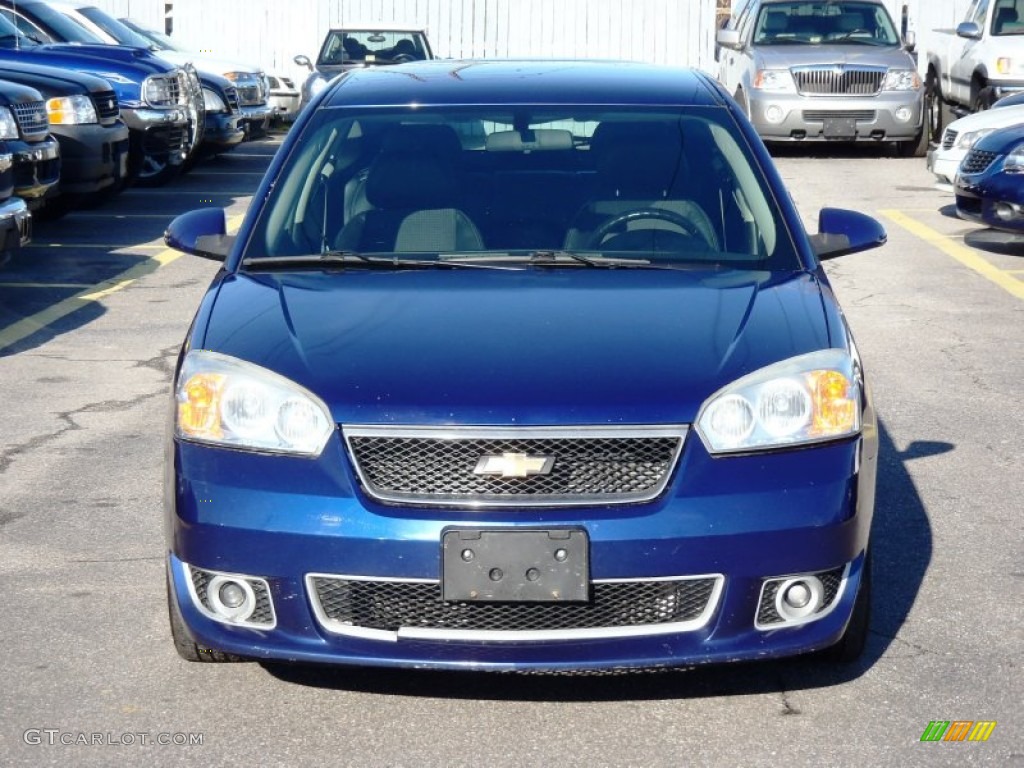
[748,90,924,142]
[167,426,878,671]
[49,122,130,195]
[0,195,31,252]
[202,112,245,149]
[10,137,60,202]
[927,145,965,187]
[120,107,190,174]
[239,103,274,135]
[955,164,1024,232]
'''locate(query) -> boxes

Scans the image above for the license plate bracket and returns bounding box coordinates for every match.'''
[823,117,858,138]
[441,528,589,602]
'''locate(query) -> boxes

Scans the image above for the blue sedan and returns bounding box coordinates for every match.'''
[163,59,885,671]
[955,123,1024,233]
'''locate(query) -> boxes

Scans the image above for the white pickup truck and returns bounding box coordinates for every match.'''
[925,0,1024,140]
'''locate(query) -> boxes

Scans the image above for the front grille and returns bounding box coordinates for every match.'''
[92,90,119,121]
[802,110,876,122]
[223,85,240,114]
[942,129,958,151]
[961,149,998,174]
[344,426,687,507]
[756,567,845,626]
[190,566,275,626]
[12,101,49,138]
[792,66,885,96]
[309,575,720,638]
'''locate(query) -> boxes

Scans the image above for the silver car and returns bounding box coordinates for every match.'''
[717,0,926,156]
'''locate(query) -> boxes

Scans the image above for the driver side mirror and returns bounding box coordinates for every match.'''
[809,208,887,260]
[717,29,742,50]
[164,208,234,262]
[903,30,916,52]
[956,21,982,40]
[293,54,313,71]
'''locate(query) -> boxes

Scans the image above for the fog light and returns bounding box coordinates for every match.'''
[775,575,824,621]
[207,575,256,622]
[995,202,1018,221]
[765,105,785,124]
[895,106,913,123]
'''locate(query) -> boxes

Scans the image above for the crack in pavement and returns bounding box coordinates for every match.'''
[0,389,166,475]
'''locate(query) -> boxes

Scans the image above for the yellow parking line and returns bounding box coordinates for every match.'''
[879,210,1024,301]
[0,213,246,353]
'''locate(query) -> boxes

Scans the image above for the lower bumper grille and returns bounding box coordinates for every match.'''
[308,574,723,641]
[756,566,845,627]
[802,110,876,122]
[942,129,958,151]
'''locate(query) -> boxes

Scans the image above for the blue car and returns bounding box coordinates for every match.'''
[163,60,885,672]
[955,123,1024,233]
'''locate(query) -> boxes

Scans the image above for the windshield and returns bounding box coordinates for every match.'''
[245,106,800,272]
[992,0,1024,35]
[77,6,155,48]
[753,2,900,45]
[119,17,180,51]
[0,12,39,46]
[317,30,431,65]
[12,2,106,44]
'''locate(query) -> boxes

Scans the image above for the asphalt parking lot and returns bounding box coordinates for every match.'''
[0,137,1021,767]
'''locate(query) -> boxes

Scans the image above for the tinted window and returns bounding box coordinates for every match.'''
[752,2,900,45]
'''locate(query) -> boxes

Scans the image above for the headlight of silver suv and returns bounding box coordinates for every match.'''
[882,70,922,91]
[752,69,797,93]
[696,349,861,455]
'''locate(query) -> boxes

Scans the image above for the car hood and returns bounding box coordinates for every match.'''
[974,122,1024,154]
[153,49,262,76]
[199,268,831,426]
[754,45,913,70]
[0,61,109,95]
[947,104,1024,138]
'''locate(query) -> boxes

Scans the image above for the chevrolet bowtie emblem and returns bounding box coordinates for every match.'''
[473,452,555,478]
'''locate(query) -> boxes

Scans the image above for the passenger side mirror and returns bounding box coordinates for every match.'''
[293,54,313,71]
[164,208,234,262]
[956,21,982,40]
[903,30,916,52]
[717,29,742,50]
[809,208,887,260]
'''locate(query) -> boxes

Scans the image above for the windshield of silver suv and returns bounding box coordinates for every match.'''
[752,1,900,46]
[246,106,801,271]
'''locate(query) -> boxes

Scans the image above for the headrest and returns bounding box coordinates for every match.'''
[381,124,463,158]
[589,122,685,197]
[763,11,789,34]
[835,13,864,33]
[365,153,458,210]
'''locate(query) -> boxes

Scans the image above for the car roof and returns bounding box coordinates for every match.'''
[321,60,723,108]
[328,22,427,33]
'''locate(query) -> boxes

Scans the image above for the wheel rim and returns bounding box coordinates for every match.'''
[138,155,169,179]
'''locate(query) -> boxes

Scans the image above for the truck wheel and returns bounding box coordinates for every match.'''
[135,154,183,188]
[972,79,996,112]
[896,129,928,158]
[924,75,949,144]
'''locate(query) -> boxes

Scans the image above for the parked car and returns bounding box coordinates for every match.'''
[955,122,1024,232]
[163,59,885,671]
[925,0,1024,144]
[0,140,31,266]
[0,10,196,186]
[293,23,433,112]
[70,9,273,139]
[265,73,300,122]
[716,0,926,156]
[0,78,60,208]
[928,101,1024,188]
[0,60,128,214]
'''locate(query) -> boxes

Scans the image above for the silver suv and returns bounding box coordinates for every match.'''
[717,0,926,156]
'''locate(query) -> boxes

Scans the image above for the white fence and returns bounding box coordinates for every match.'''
[88,0,975,82]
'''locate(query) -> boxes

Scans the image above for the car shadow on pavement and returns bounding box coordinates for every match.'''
[262,421,942,701]
[963,229,1024,255]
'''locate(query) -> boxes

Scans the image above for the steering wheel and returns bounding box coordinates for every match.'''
[392,54,417,63]
[586,207,713,250]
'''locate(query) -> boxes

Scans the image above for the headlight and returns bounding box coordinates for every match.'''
[144,75,177,106]
[0,108,18,140]
[752,69,796,92]
[202,87,227,112]
[696,350,861,455]
[46,95,98,125]
[175,350,334,457]
[882,69,922,91]
[1003,143,1024,173]
[955,128,994,150]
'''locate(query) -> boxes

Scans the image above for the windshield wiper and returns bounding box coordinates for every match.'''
[441,251,652,268]
[240,251,515,271]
